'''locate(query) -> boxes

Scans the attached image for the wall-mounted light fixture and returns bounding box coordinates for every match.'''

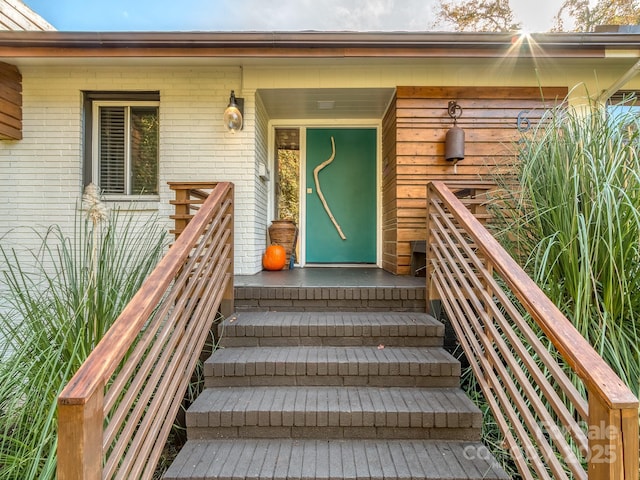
[223,90,244,133]
[445,100,464,162]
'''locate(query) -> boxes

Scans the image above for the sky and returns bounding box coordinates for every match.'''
[23,0,564,33]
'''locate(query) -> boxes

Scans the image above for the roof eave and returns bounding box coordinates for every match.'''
[0,30,637,59]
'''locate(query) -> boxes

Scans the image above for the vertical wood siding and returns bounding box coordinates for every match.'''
[382,86,567,275]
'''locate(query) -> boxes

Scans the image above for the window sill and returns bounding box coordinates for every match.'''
[103,195,160,212]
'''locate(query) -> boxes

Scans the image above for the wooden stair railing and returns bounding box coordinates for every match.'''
[57,182,234,480]
[426,181,639,480]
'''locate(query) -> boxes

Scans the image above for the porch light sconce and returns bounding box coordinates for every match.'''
[445,100,465,162]
[223,90,244,133]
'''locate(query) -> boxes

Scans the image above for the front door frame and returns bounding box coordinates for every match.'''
[269,119,382,267]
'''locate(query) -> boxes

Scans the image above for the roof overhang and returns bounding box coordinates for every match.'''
[0,30,639,62]
[2,30,639,121]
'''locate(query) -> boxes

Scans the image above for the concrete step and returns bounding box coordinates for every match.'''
[218,311,444,347]
[163,439,509,480]
[186,386,482,441]
[204,346,461,388]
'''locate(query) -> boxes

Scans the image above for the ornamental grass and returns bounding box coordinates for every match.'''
[455,93,640,479]
[491,96,640,400]
[0,185,168,480]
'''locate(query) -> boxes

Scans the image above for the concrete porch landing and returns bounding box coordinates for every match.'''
[234,267,426,312]
[235,267,424,288]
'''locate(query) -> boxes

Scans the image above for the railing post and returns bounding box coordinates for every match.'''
[58,388,104,480]
[425,184,436,315]
[220,185,235,318]
[588,393,639,480]
[174,186,191,240]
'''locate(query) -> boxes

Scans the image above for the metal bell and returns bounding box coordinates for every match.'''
[445,125,465,162]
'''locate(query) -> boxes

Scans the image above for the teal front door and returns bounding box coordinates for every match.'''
[305,128,377,263]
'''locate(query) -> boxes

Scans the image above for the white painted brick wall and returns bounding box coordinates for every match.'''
[252,92,271,268]
[0,65,266,276]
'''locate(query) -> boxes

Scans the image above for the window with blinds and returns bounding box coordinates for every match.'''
[607,90,639,140]
[608,90,639,107]
[607,90,640,118]
[87,94,159,196]
[99,106,126,194]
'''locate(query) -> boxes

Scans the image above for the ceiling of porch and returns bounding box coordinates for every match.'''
[257,87,396,120]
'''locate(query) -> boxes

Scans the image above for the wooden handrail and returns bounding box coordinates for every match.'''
[426,180,639,480]
[57,182,234,479]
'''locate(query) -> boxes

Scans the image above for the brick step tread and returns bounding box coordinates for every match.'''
[204,346,460,388]
[186,386,481,439]
[219,311,444,347]
[163,439,509,480]
[235,285,425,301]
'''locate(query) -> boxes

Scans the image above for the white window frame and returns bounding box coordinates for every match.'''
[91,100,160,200]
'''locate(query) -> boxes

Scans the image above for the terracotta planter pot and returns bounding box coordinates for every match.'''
[268,220,298,269]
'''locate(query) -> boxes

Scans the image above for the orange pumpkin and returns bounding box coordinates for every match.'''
[262,244,286,271]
